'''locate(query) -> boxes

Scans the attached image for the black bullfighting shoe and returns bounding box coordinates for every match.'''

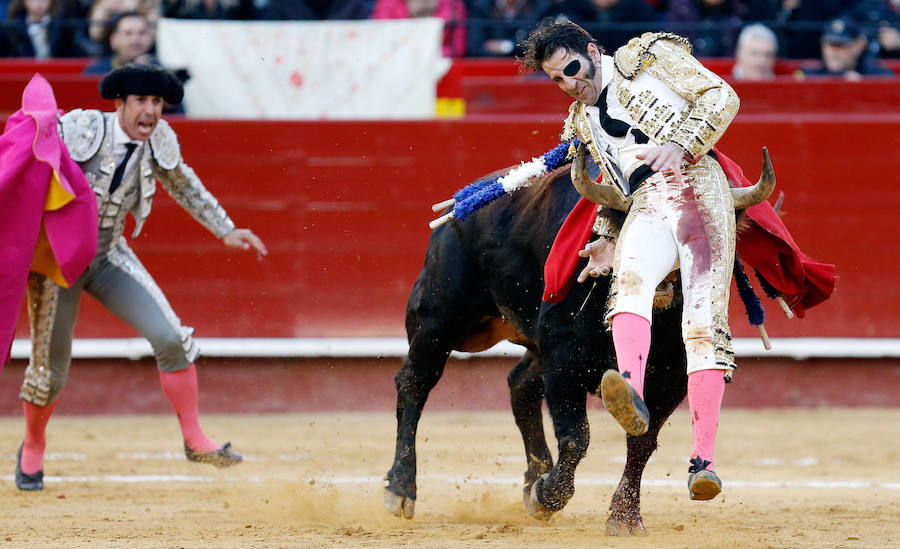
[687,457,722,501]
[184,442,243,468]
[599,369,650,436]
[15,442,44,491]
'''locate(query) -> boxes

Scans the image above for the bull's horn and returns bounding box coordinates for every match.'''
[731,147,775,210]
[570,143,630,212]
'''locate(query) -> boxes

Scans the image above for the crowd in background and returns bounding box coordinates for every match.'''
[1,0,899,75]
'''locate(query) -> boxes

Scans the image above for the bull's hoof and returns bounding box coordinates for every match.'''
[383,488,416,519]
[606,517,648,536]
[524,473,554,521]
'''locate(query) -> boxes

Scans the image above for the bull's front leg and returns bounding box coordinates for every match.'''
[508,351,553,503]
[525,379,590,520]
[606,428,660,536]
[384,349,448,519]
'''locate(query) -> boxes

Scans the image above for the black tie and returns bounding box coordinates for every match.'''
[109,142,137,195]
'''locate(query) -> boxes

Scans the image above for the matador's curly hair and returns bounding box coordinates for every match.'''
[518,19,605,73]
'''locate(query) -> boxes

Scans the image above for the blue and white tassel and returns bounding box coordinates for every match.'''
[429,139,579,229]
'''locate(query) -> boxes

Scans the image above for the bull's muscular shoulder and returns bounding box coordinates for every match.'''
[614,32,692,79]
[148,118,182,170]
[58,109,105,161]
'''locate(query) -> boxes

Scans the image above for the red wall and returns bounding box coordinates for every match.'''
[8,113,893,341]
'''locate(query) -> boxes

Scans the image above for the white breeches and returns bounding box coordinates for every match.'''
[606,156,736,374]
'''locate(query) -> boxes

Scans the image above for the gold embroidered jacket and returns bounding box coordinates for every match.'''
[562,32,740,193]
[58,110,235,241]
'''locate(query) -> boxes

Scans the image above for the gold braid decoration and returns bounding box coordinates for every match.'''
[613,32,693,79]
[614,34,739,159]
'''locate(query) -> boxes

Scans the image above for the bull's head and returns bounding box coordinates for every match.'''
[571,144,776,211]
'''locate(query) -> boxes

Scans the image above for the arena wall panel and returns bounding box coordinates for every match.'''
[7,113,894,342]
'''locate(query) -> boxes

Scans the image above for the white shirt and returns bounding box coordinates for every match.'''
[111,114,144,181]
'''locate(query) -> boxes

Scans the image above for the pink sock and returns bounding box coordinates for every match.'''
[159,364,220,453]
[611,312,651,399]
[22,400,57,475]
[688,369,726,471]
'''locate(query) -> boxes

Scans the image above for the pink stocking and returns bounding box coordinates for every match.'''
[22,400,57,475]
[611,312,651,399]
[159,364,219,453]
[688,369,726,470]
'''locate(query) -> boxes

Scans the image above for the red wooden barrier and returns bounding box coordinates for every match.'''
[7,114,896,341]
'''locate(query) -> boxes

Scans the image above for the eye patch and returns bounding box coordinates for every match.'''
[563,59,581,77]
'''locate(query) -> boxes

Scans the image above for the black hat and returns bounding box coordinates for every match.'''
[822,17,861,45]
[99,63,184,105]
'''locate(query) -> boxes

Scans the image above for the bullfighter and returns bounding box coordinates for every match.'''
[522,20,746,501]
[15,63,267,491]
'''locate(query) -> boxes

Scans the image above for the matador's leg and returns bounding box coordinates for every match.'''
[86,241,241,467]
[674,157,735,501]
[18,271,86,490]
[602,188,680,437]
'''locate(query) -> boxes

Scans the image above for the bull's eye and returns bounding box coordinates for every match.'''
[563,59,581,77]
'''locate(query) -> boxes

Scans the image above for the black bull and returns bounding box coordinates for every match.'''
[384,164,690,535]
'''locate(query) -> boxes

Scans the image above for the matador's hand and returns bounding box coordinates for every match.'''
[636,143,689,172]
[223,228,268,259]
[577,237,616,282]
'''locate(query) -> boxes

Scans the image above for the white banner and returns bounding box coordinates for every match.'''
[156,18,450,119]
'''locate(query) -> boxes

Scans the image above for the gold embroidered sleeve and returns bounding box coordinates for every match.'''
[155,162,236,239]
[593,207,624,240]
[645,40,739,158]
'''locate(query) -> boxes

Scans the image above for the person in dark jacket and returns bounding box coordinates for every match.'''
[801,16,895,79]
[4,0,83,57]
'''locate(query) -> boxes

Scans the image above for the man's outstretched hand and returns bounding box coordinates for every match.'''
[223,228,268,259]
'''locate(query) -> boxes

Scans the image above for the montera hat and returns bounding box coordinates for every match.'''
[99,63,184,105]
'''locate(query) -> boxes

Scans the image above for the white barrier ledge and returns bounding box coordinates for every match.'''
[8,337,900,361]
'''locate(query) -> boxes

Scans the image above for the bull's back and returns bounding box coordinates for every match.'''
[405,168,580,349]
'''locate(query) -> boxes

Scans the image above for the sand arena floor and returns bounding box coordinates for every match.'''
[0,408,897,548]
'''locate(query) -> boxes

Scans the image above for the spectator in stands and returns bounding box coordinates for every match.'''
[163,0,255,19]
[536,0,659,52]
[840,0,900,58]
[3,0,83,57]
[878,21,900,57]
[732,22,777,79]
[664,0,745,57]
[743,0,847,59]
[88,0,159,45]
[258,0,372,19]
[83,11,153,73]
[372,0,467,57]
[801,16,895,80]
[466,0,547,57]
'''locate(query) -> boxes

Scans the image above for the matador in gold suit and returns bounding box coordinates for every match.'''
[523,22,742,501]
[15,64,268,491]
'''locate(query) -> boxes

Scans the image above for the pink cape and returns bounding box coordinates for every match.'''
[542,148,837,318]
[0,74,98,366]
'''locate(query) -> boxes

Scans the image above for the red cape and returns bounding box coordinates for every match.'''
[542,148,837,318]
[0,75,98,366]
